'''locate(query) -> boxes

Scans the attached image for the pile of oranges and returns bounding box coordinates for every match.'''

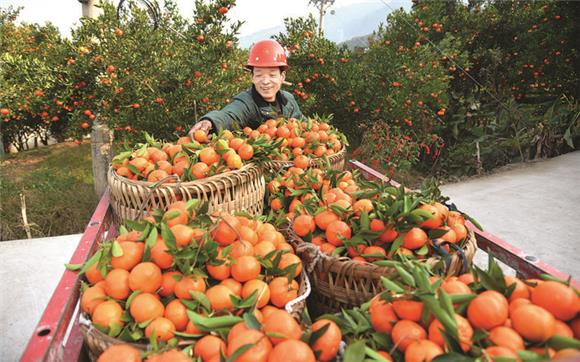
[79,200,309,352]
[242,117,346,162]
[334,260,580,362]
[273,167,471,263]
[112,130,256,182]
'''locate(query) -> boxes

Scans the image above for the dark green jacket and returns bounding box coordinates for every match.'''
[201,85,304,131]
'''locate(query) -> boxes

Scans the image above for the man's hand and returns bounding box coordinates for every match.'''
[188,120,212,138]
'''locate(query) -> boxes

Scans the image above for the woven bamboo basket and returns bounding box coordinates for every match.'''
[281,224,477,315]
[264,146,346,174]
[79,271,311,360]
[108,163,265,223]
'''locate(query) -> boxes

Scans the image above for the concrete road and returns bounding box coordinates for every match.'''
[0,234,81,362]
[441,151,580,279]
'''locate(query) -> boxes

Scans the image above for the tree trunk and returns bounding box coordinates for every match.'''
[91,119,114,198]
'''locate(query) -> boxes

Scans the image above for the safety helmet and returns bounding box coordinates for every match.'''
[246,39,288,70]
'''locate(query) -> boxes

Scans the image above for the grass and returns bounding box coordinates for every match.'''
[0,141,98,241]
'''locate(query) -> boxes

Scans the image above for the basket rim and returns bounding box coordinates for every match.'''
[108,162,261,189]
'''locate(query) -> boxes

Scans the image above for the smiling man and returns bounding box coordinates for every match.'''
[188,39,303,135]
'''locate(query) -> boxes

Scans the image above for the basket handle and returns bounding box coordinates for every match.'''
[135,174,182,220]
[431,239,469,275]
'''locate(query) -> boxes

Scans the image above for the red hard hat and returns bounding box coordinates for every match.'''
[246,39,288,70]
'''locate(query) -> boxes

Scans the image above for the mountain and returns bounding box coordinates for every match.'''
[238,0,411,48]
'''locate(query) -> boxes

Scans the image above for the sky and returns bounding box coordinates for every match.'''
[1,0,383,38]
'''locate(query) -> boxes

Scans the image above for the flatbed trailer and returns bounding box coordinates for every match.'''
[20,160,579,362]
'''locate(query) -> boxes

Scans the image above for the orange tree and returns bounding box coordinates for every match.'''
[0,6,71,152]
[65,0,248,142]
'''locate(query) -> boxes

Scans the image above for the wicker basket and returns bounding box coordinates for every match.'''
[281,224,477,315]
[264,146,346,174]
[80,271,311,360]
[108,163,266,222]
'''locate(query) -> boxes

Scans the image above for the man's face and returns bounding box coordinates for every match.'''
[252,67,285,102]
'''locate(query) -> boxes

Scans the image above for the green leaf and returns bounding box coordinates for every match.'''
[79,250,103,275]
[143,227,158,262]
[65,263,82,271]
[433,352,474,362]
[547,335,580,350]
[243,312,262,330]
[160,223,177,250]
[343,340,366,362]
[189,290,211,312]
[309,321,331,345]
[112,240,124,257]
[415,244,429,256]
[380,276,405,293]
[394,264,416,287]
[226,343,254,362]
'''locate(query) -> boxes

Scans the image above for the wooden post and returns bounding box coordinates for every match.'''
[79,0,103,18]
[91,120,113,198]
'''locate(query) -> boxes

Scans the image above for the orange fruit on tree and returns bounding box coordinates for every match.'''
[487,326,524,352]
[96,344,141,362]
[104,268,130,300]
[81,285,107,315]
[242,279,270,309]
[391,320,427,352]
[370,297,398,334]
[206,285,235,312]
[326,220,352,246]
[111,241,144,270]
[92,300,124,329]
[428,313,473,352]
[483,346,519,361]
[194,335,226,361]
[467,290,509,330]
[164,299,189,331]
[269,277,299,308]
[231,255,261,282]
[130,292,164,323]
[311,319,342,361]
[174,276,206,299]
[402,227,428,250]
[393,300,424,322]
[405,339,443,362]
[227,329,272,362]
[511,304,556,342]
[263,309,302,344]
[145,317,175,342]
[293,214,315,237]
[129,262,162,293]
[531,281,580,321]
[268,339,315,362]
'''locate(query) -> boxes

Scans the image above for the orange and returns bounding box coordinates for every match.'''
[311,319,342,361]
[254,241,276,258]
[185,320,203,336]
[452,223,468,242]
[511,304,556,342]
[504,276,529,302]
[379,225,398,243]
[391,320,427,352]
[230,240,254,259]
[531,281,580,321]
[220,278,242,296]
[163,208,188,227]
[206,285,235,312]
[227,329,272,362]
[483,346,519,361]
[92,300,124,329]
[104,268,130,300]
[227,321,250,344]
[269,277,299,308]
[239,226,259,245]
[212,215,240,246]
[85,263,106,285]
[81,285,107,315]
[170,224,194,247]
[268,339,315,362]
[293,214,315,236]
[231,255,261,282]
[207,260,230,281]
[553,349,580,360]
[436,226,457,243]
[278,253,303,278]
[458,273,475,285]
[488,326,524,352]
[467,290,509,330]
[402,227,428,250]
[110,241,144,270]
[314,210,340,231]
[353,199,373,215]
[174,276,206,299]
[418,204,442,229]
[429,313,473,352]
[164,299,189,331]
[326,220,351,246]
[194,335,226,361]
[294,155,310,169]
[193,130,209,143]
[97,344,141,362]
[263,309,302,344]
[392,300,424,322]
[405,340,443,362]
[130,293,164,323]
[145,317,175,342]
[191,162,210,179]
[554,320,574,338]
[242,279,270,308]
[570,317,580,339]
[441,280,472,295]
[370,297,398,333]
[128,262,162,293]
[150,238,173,269]
[377,351,393,361]
[509,298,531,316]
[199,147,219,165]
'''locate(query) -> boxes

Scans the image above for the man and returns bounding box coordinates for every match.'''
[188,39,303,135]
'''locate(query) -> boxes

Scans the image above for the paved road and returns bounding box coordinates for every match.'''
[0,234,80,362]
[441,151,580,279]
